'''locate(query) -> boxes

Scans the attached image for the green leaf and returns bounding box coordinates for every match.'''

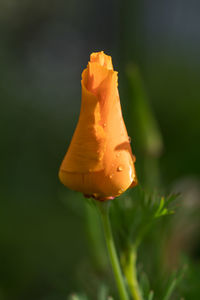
[162,266,187,300]
[126,64,163,158]
[148,291,154,300]
[154,195,177,219]
[68,293,88,300]
[140,271,151,298]
[111,187,178,249]
[98,285,109,300]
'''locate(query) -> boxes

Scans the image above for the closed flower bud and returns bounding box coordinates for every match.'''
[59,51,137,200]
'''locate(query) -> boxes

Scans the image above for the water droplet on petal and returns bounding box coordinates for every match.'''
[103,123,106,128]
[128,136,131,143]
[118,189,124,194]
[117,166,123,172]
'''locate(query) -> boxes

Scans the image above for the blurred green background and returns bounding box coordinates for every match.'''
[1,0,200,299]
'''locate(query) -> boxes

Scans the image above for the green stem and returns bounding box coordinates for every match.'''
[85,202,107,271]
[97,201,130,300]
[162,279,177,300]
[122,246,143,300]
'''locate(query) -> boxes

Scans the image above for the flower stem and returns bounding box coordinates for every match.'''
[97,201,130,300]
[122,246,143,300]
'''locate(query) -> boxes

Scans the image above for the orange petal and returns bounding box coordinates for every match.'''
[90,51,113,70]
[59,51,137,200]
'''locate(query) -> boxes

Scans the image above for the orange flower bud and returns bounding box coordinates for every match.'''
[59,51,137,200]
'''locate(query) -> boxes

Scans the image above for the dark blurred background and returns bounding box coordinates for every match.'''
[1,0,200,299]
